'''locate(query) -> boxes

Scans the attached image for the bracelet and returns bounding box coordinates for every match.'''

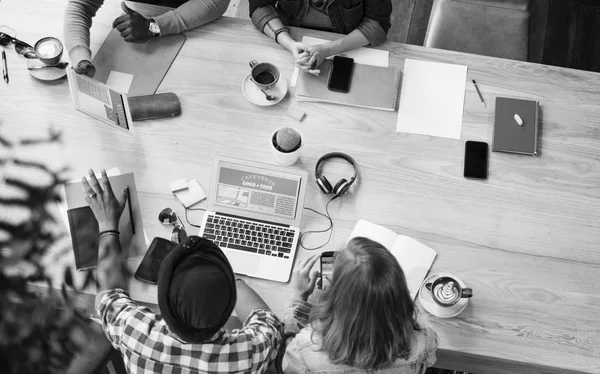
[274,27,290,44]
[98,230,120,238]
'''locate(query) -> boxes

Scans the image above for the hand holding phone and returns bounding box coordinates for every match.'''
[327,56,354,93]
[291,254,321,300]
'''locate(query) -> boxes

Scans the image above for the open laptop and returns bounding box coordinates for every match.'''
[198,156,308,283]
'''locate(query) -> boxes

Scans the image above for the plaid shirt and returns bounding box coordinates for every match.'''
[95,289,284,373]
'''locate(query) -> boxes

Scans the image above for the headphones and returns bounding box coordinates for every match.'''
[315,152,358,197]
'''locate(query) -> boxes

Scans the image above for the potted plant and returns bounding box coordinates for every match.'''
[0,129,100,373]
[271,127,303,166]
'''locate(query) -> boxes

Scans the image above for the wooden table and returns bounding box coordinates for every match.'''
[1,1,599,373]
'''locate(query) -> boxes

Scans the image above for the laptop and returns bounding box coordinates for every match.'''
[198,156,308,283]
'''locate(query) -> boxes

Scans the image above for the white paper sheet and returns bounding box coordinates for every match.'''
[290,36,389,87]
[396,59,468,140]
[105,70,134,94]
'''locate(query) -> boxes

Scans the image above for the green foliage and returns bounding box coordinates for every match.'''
[274,127,301,153]
[0,129,91,374]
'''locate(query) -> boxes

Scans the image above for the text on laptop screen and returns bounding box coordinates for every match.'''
[215,163,301,220]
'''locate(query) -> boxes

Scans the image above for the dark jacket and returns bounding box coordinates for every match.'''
[249,0,392,46]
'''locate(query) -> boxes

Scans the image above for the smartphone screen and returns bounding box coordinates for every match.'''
[319,251,336,290]
[464,141,489,179]
[327,56,354,93]
[134,237,176,284]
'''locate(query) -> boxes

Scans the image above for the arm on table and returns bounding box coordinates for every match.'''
[302,0,391,70]
[234,278,271,321]
[64,0,104,76]
[153,0,231,35]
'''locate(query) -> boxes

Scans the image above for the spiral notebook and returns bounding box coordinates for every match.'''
[295,60,401,111]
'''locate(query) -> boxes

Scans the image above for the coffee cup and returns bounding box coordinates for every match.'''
[249,60,280,90]
[425,276,472,307]
[34,37,63,66]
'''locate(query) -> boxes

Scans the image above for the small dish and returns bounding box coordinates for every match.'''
[27,59,68,81]
[242,74,287,106]
[418,272,469,318]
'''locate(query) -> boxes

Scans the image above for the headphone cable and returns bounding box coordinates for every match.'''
[300,196,337,250]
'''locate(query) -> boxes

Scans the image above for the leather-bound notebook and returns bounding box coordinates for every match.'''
[296,59,401,111]
[493,97,539,156]
[67,206,99,270]
[92,29,186,96]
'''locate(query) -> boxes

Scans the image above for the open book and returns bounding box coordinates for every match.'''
[349,220,437,299]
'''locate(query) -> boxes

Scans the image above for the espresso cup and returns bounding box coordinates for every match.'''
[249,60,280,90]
[425,276,473,307]
[34,37,63,66]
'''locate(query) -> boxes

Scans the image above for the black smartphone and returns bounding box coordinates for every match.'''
[134,237,177,284]
[319,251,336,290]
[464,141,489,179]
[327,56,354,93]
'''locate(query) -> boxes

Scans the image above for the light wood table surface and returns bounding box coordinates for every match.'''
[1,1,599,373]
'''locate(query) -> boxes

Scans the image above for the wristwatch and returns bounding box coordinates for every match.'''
[148,18,161,37]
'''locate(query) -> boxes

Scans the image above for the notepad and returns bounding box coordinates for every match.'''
[493,97,539,156]
[63,172,145,270]
[295,60,401,111]
[92,29,186,96]
[348,220,437,300]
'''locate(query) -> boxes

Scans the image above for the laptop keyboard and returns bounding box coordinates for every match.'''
[202,214,294,259]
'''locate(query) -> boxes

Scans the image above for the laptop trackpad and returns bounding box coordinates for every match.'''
[225,250,260,276]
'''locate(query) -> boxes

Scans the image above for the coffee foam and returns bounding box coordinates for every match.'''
[433,280,460,304]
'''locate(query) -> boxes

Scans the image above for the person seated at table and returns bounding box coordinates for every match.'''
[64,0,230,77]
[284,237,438,373]
[248,0,391,75]
[81,169,283,373]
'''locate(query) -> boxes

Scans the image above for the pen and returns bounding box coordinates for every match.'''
[472,79,485,108]
[126,187,135,235]
[2,48,8,84]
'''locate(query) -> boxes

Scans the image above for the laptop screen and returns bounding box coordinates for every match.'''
[213,161,302,220]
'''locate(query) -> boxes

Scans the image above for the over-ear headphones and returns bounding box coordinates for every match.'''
[315,152,358,197]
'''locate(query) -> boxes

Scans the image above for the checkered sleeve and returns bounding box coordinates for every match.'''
[94,289,139,349]
[284,299,312,334]
[239,309,284,373]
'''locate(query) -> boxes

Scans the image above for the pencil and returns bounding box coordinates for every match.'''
[126,187,135,235]
[472,79,486,108]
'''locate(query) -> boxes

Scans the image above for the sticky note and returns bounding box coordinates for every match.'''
[105,71,134,94]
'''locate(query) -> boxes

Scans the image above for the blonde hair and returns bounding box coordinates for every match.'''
[309,237,420,369]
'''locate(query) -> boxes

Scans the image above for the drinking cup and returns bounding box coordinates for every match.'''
[249,60,280,90]
[425,276,473,307]
[34,37,63,66]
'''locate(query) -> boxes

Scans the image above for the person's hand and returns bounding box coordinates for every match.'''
[74,60,96,78]
[81,169,128,232]
[296,43,330,76]
[291,254,320,301]
[289,41,309,60]
[112,2,152,43]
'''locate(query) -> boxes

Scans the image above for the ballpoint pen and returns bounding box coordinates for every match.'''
[1,47,8,84]
[126,187,136,235]
[472,79,485,108]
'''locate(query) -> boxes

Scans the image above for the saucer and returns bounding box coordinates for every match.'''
[27,59,68,81]
[418,272,469,318]
[242,74,287,106]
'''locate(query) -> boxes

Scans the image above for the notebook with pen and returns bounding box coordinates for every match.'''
[63,172,145,270]
[295,59,401,111]
[493,97,539,156]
